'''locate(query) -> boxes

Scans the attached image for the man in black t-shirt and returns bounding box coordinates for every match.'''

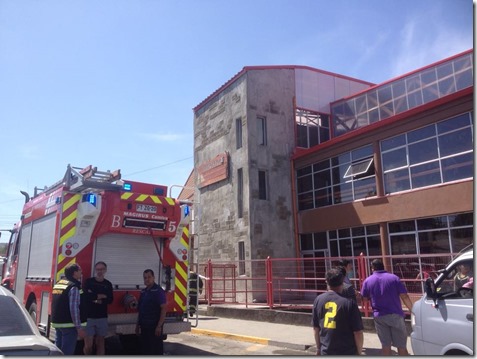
[83,261,114,355]
[312,268,364,355]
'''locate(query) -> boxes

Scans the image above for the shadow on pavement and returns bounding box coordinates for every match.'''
[363,347,382,356]
[164,342,219,356]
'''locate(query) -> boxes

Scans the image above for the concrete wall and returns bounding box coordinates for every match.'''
[193,68,298,268]
[194,75,249,263]
[245,69,296,260]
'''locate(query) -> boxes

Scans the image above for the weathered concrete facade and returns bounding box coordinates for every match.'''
[194,69,296,265]
[193,66,372,270]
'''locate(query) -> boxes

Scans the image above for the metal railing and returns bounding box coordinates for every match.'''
[197,252,459,315]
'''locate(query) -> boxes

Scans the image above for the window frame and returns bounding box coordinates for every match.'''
[343,158,374,178]
[257,116,267,146]
[258,170,267,200]
[237,168,243,218]
[236,117,243,150]
[381,112,473,195]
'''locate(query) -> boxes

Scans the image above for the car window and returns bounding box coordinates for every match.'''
[436,259,473,297]
[0,297,34,336]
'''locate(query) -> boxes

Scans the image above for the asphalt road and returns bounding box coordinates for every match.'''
[164,332,315,356]
[100,332,387,356]
[96,333,314,356]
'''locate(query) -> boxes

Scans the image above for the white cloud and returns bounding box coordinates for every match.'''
[390,16,473,77]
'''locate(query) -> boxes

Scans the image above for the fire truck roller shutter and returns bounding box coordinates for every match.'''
[15,223,33,303]
[27,213,57,279]
[94,233,163,290]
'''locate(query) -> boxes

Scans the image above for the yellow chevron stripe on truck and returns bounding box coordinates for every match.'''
[56,194,80,281]
[173,223,190,312]
[120,192,178,206]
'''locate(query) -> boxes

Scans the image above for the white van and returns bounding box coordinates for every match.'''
[411,247,473,355]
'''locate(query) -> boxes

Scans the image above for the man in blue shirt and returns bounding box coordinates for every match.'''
[135,269,167,355]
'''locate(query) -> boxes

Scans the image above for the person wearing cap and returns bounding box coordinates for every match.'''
[51,263,87,355]
[312,267,364,355]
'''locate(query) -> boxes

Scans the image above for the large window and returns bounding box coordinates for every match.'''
[381,112,473,194]
[296,109,330,148]
[388,212,473,289]
[300,224,381,290]
[296,145,376,210]
[388,212,473,256]
[332,52,473,136]
[328,225,381,258]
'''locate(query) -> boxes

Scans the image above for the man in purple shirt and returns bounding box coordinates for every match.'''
[361,259,413,356]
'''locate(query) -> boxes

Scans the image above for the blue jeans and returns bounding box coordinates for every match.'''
[55,327,78,355]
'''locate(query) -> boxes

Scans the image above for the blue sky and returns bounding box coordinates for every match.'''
[0,0,473,235]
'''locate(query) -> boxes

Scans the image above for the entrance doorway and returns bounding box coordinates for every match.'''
[302,250,329,291]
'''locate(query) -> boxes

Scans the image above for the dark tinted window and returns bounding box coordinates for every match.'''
[0,296,34,336]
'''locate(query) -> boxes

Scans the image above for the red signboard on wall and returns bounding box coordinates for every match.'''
[197,152,229,188]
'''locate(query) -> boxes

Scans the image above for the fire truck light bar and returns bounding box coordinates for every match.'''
[123,218,166,230]
[82,193,97,207]
[123,183,132,191]
[153,187,164,195]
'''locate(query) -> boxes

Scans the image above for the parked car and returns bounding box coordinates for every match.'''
[0,286,63,355]
[410,246,473,355]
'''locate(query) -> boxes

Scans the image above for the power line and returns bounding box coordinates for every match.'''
[124,156,193,177]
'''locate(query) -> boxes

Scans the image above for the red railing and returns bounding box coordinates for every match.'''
[197,252,457,316]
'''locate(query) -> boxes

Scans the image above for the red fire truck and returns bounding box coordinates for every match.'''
[0,164,195,341]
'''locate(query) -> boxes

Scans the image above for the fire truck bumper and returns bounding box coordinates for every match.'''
[163,321,191,334]
[108,313,191,335]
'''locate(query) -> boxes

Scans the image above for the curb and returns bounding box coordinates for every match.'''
[190,328,311,351]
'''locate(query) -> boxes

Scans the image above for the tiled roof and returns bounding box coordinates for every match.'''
[178,169,195,202]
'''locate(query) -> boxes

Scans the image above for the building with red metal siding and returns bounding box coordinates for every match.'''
[190,50,473,285]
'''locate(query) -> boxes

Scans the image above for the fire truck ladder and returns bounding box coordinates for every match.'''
[169,185,202,324]
[33,164,123,198]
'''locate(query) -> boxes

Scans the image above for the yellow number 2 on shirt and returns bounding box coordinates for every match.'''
[324,302,337,329]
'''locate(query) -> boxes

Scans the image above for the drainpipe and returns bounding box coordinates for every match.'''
[290,97,301,259]
[290,160,301,259]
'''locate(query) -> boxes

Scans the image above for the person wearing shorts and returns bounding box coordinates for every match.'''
[361,259,413,356]
[83,261,114,355]
[312,268,364,355]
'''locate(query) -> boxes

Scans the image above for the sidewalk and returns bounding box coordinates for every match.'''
[188,314,413,355]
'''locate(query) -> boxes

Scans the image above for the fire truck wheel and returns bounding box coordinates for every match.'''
[28,302,37,323]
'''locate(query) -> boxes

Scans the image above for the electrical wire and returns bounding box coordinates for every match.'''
[124,156,193,177]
